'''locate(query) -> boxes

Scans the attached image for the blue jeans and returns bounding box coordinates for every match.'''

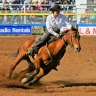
[33,31,52,48]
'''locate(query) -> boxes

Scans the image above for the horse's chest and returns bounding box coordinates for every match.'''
[55,49,66,60]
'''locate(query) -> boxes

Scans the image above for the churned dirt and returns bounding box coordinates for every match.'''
[0,35,96,96]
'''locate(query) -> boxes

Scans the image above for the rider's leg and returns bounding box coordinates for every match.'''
[26,32,51,55]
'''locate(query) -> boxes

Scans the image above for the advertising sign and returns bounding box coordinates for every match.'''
[79,27,96,35]
[62,26,96,35]
[0,24,32,35]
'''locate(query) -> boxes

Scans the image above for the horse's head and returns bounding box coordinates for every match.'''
[64,25,81,52]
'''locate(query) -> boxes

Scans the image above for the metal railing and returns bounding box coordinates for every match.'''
[0,4,96,24]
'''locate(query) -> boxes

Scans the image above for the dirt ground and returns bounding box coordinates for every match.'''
[0,35,96,96]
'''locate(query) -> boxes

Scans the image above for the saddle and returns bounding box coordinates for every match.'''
[47,36,59,44]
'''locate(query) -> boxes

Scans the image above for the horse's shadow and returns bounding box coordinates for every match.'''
[65,83,96,87]
[1,72,96,88]
[50,80,96,87]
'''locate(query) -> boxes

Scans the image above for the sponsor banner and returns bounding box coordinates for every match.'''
[79,27,96,35]
[62,26,96,35]
[0,25,32,35]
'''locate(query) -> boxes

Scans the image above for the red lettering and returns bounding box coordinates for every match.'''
[79,28,84,34]
[93,28,96,34]
[85,28,90,34]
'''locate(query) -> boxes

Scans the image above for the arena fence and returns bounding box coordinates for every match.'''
[0,4,96,24]
[0,4,96,35]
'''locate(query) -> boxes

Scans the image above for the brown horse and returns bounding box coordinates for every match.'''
[7,26,81,85]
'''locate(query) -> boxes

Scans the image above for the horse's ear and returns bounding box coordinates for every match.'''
[76,25,78,29]
[71,25,74,29]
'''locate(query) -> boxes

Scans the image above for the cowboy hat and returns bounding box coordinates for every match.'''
[50,4,63,11]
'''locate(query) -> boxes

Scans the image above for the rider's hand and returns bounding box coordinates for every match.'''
[56,34,60,38]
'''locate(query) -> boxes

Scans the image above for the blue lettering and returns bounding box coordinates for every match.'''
[0,28,11,33]
[12,28,30,33]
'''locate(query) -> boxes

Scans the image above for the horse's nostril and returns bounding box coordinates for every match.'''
[76,47,80,52]
[76,48,79,50]
[77,47,81,51]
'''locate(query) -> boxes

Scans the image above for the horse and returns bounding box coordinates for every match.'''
[7,25,81,85]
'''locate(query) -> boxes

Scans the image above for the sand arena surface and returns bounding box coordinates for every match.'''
[0,36,96,96]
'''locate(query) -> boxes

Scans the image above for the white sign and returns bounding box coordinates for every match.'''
[62,27,96,35]
[79,27,96,35]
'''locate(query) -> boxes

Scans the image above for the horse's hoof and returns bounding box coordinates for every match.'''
[21,78,28,84]
[24,82,31,86]
[24,80,33,86]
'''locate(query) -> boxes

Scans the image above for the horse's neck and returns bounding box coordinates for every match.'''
[52,35,69,60]
[49,37,68,56]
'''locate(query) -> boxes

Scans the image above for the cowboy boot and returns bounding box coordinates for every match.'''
[26,47,39,56]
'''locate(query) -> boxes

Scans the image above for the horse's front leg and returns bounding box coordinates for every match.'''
[21,56,41,84]
[7,52,25,79]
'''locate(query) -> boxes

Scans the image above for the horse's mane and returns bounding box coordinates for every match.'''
[71,27,78,32]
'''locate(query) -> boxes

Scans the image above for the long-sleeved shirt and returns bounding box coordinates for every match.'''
[46,13,71,36]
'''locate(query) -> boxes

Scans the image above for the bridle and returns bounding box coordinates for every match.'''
[62,29,80,47]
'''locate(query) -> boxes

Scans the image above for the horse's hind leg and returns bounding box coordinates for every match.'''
[21,55,42,85]
[27,68,44,85]
[21,68,44,85]
[7,52,25,79]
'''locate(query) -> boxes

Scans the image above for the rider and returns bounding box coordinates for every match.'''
[26,4,72,56]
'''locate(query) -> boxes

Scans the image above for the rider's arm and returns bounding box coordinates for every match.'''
[65,21,72,29]
[60,16,72,32]
[46,16,58,36]
[64,16,72,29]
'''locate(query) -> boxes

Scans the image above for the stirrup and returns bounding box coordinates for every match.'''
[26,47,39,56]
